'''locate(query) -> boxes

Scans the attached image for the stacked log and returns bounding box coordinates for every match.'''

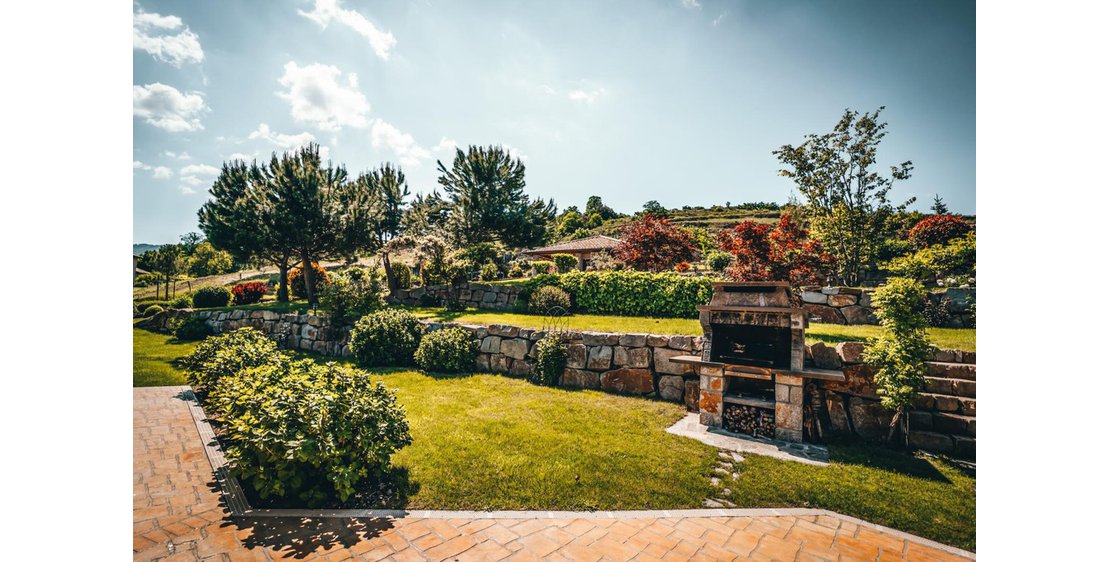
[723,403,775,438]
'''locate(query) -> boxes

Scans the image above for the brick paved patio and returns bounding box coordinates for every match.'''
[134,386,974,561]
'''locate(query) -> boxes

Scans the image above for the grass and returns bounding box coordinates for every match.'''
[408,307,976,351]
[132,324,975,549]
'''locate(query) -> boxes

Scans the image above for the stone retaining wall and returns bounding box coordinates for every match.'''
[145,307,975,458]
[391,282,525,311]
[800,286,975,328]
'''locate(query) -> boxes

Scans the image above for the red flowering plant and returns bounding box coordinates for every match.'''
[612,216,699,272]
[231,281,269,305]
[674,261,691,273]
[906,214,972,249]
[717,213,834,287]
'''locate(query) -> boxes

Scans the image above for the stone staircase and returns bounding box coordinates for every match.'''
[910,361,976,459]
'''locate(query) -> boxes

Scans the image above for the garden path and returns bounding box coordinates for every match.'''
[134,386,973,561]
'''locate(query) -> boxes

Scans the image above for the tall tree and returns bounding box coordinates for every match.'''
[930,194,949,215]
[585,195,619,220]
[774,107,914,285]
[641,200,667,219]
[179,232,203,254]
[351,163,410,291]
[436,145,554,249]
[199,160,296,302]
[149,244,184,299]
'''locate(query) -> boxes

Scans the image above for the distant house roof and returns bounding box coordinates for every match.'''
[523,235,622,255]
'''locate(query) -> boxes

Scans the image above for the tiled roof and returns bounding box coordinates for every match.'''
[523,235,622,255]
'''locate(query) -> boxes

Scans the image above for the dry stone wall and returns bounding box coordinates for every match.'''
[391,282,525,311]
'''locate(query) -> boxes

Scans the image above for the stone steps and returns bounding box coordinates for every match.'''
[908,430,975,459]
[909,410,975,437]
[915,392,975,416]
[923,376,976,398]
[925,361,975,380]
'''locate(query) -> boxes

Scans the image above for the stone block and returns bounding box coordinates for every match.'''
[820,287,840,295]
[480,336,502,354]
[930,348,958,363]
[924,377,956,395]
[500,338,529,360]
[699,390,723,415]
[822,364,878,398]
[700,375,724,392]
[487,324,520,337]
[509,359,532,376]
[954,379,976,398]
[789,385,805,405]
[658,375,684,402]
[583,332,620,346]
[908,410,933,430]
[801,291,827,304]
[835,341,867,364]
[626,347,652,368]
[848,397,894,440]
[668,335,693,351]
[612,346,630,366]
[908,431,954,454]
[828,294,858,307]
[490,354,512,373]
[561,368,600,389]
[959,397,976,416]
[646,334,670,347]
[700,412,722,428]
[566,343,587,369]
[809,342,842,369]
[776,374,803,387]
[586,346,613,370]
[600,367,654,395]
[933,395,961,412]
[840,306,875,324]
[952,435,976,460]
[803,304,846,324]
[684,381,700,412]
[926,362,976,380]
[932,412,972,435]
[775,402,803,432]
[654,347,692,375]
[312,341,327,353]
[859,290,874,308]
[697,365,724,376]
[618,333,648,347]
[775,384,790,402]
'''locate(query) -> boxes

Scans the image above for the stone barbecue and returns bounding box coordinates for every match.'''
[672,281,843,443]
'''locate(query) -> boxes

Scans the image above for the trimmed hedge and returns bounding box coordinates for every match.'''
[523,271,713,318]
[192,286,232,308]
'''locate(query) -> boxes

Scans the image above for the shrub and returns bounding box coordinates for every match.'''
[524,270,713,318]
[479,262,500,281]
[348,309,426,367]
[143,305,164,317]
[863,278,931,446]
[134,272,160,287]
[907,214,972,249]
[508,263,525,278]
[674,261,691,273]
[210,360,412,504]
[552,253,578,273]
[924,297,952,328]
[232,282,269,305]
[175,316,213,341]
[289,262,330,300]
[389,262,413,290]
[612,216,698,271]
[530,260,555,275]
[718,213,834,286]
[414,327,478,373]
[532,336,567,386]
[181,327,284,393]
[705,250,733,273]
[881,232,975,282]
[133,302,140,318]
[319,267,386,322]
[528,285,572,314]
[170,294,193,309]
[192,286,232,308]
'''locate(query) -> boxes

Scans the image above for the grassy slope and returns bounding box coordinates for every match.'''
[410,308,976,351]
[132,325,975,549]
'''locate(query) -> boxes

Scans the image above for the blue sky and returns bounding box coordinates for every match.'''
[133,0,975,244]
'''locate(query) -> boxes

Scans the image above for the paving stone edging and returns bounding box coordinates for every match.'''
[178,386,974,560]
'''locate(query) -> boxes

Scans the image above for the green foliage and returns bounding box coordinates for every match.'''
[924,297,952,328]
[319,267,386,322]
[289,262,330,299]
[525,271,713,318]
[174,316,214,341]
[864,278,931,416]
[705,250,734,272]
[170,294,193,309]
[210,360,412,504]
[187,242,235,277]
[881,232,975,282]
[551,253,578,273]
[532,336,567,386]
[348,309,426,367]
[528,285,572,314]
[641,200,667,219]
[414,327,478,373]
[682,226,716,256]
[530,260,555,275]
[479,262,500,281]
[143,304,164,317]
[192,286,232,308]
[508,263,525,278]
[134,272,161,287]
[389,262,413,290]
[180,327,284,393]
[415,236,461,286]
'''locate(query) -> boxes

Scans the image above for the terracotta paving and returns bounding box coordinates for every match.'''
[134,386,973,561]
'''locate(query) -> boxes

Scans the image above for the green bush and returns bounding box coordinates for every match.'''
[175,316,214,341]
[532,336,567,386]
[134,273,161,287]
[180,327,284,393]
[143,305,164,317]
[508,263,525,278]
[389,262,413,290]
[319,267,386,322]
[192,286,232,308]
[170,294,193,309]
[479,262,500,281]
[705,250,734,272]
[528,285,572,314]
[530,260,555,275]
[552,253,578,273]
[210,360,412,504]
[348,309,426,367]
[524,271,713,318]
[924,297,952,328]
[414,327,478,373]
[289,262,330,299]
[881,232,975,282]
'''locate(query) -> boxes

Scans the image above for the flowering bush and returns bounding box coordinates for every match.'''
[907,215,972,249]
[612,216,698,272]
[232,282,269,305]
[289,262,330,300]
[674,261,691,273]
[717,213,833,286]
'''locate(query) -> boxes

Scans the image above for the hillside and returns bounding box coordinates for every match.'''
[580,205,787,238]
[133,243,163,256]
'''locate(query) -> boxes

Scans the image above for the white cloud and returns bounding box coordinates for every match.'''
[162,150,191,160]
[433,137,457,153]
[180,164,220,177]
[152,166,173,179]
[299,0,396,60]
[179,185,198,195]
[133,83,207,132]
[370,119,430,167]
[277,62,370,131]
[180,175,205,186]
[248,123,330,160]
[133,160,150,170]
[681,0,702,9]
[568,87,607,104]
[133,6,204,66]
[713,11,729,26]
[226,152,256,162]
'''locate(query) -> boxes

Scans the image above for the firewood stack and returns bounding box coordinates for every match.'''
[723,404,775,439]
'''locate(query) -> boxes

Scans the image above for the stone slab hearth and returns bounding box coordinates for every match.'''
[666,413,829,466]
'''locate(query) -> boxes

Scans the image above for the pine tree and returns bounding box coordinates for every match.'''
[930,194,949,214]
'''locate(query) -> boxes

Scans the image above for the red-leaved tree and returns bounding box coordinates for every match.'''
[906,214,972,249]
[612,216,699,272]
[717,214,834,286]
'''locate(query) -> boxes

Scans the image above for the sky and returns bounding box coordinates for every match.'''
[133,0,975,244]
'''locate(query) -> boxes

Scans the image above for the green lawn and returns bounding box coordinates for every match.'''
[133,325,975,549]
[409,307,976,351]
